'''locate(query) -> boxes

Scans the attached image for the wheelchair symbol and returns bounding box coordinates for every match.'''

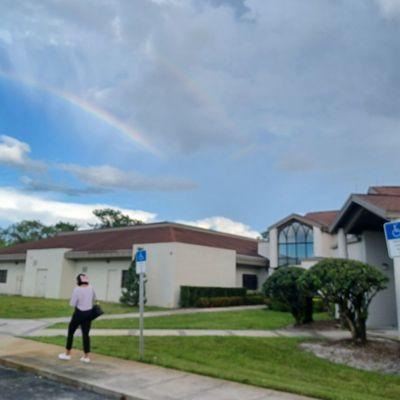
[392,224,400,238]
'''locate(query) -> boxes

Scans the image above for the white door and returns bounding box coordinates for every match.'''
[35,269,48,297]
[106,269,121,302]
[15,274,23,295]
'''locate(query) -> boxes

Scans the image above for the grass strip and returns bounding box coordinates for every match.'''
[32,336,400,400]
[0,295,165,318]
[50,309,329,330]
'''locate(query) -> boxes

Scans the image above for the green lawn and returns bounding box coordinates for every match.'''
[0,295,165,319]
[33,336,400,400]
[49,309,329,330]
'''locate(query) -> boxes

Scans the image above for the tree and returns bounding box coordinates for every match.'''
[263,266,314,325]
[301,258,388,345]
[91,208,143,229]
[2,220,79,246]
[52,222,79,233]
[0,230,6,248]
[120,258,146,306]
[2,220,49,244]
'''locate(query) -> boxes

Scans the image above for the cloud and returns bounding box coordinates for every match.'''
[375,0,400,18]
[0,135,45,171]
[0,29,12,45]
[1,1,400,173]
[177,216,260,238]
[20,176,106,196]
[60,163,197,192]
[0,187,156,226]
[1,135,196,194]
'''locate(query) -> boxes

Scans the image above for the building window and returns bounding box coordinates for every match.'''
[0,270,7,283]
[242,274,258,290]
[121,270,129,288]
[278,221,314,266]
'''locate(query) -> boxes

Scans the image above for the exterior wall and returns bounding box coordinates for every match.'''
[74,259,131,303]
[347,239,364,261]
[0,262,25,295]
[362,231,397,328]
[236,265,268,291]
[300,259,319,270]
[173,243,237,308]
[1,241,244,307]
[313,227,334,258]
[331,236,364,260]
[269,228,278,268]
[258,240,269,259]
[22,249,74,299]
[133,242,177,308]
[132,242,237,308]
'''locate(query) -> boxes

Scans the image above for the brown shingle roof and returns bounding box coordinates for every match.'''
[368,186,400,196]
[304,211,339,227]
[0,222,260,257]
[355,194,400,213]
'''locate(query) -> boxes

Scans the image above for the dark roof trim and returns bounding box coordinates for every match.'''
[0,253,26,262]
[236,254,268,267]
[268,213,324,231]
[329,194,389,233]
[65,250,132,260]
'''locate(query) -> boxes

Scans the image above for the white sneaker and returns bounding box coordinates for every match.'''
[58,353,71,361]
[80,356,90,363]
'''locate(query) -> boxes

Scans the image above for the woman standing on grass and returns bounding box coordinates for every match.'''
[58,273,96,363]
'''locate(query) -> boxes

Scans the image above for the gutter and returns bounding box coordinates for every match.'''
[236,254,268,267]
[65,250,132,260]
[0,254,26,262]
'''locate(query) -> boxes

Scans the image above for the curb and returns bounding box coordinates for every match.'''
[0,356,141,400]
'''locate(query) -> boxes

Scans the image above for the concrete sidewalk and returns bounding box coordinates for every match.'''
[28,327,400,341]
[29,327,352,340]
[0,336,315,400]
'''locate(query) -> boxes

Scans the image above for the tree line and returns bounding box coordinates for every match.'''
[0,208,143,248]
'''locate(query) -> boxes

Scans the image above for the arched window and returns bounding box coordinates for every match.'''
[278,221,313,266]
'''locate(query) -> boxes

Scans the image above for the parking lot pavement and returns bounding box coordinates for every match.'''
[0,364,111,400]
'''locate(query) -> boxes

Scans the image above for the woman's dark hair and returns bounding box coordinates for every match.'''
[76,273,89,286]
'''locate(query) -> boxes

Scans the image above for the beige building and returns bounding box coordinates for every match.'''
[0,222,268,308]
[262,186,400,329]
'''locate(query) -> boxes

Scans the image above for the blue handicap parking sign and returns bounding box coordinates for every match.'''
[384,222,400,240]
[136,249,147,262]
[384,221,400,258]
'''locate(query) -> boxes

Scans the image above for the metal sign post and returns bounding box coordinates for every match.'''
[136,248,147,360]
[383,221,400,339]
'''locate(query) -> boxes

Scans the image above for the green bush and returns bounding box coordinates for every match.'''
[180,286,247,307]
[244,294,266,305]
[312,297,327,313]
[301,258,388,345]
[195,294,266,308]
[266,297,290,312]
[263,266,315,325]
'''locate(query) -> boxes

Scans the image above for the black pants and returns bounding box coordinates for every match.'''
[66,308,92,353]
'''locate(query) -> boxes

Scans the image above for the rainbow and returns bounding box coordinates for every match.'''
[0,70,160,156]
[146,46,236,135]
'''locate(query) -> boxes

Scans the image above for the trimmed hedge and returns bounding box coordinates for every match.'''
[196,295,266,308]
[180,286,247,307]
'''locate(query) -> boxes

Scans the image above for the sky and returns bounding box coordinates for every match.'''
[1,0,400,238]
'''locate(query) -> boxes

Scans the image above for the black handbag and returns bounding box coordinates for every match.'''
[91,304,104,320]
